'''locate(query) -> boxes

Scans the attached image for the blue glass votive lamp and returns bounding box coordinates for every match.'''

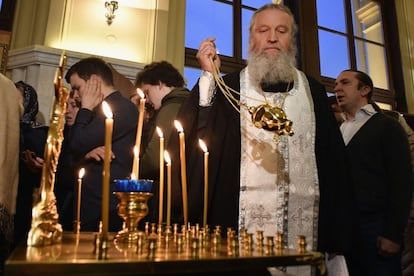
[114,179,153,192]
[113,179,154,244]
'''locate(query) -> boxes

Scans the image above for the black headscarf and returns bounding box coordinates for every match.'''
[15,81,39,125]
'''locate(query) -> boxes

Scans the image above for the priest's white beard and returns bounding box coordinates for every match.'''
[247,46,297,85]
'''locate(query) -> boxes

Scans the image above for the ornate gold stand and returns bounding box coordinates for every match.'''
[113,192,153,244]
[27,52,68,247]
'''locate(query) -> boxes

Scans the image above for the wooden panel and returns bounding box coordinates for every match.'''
[0,30,10,73]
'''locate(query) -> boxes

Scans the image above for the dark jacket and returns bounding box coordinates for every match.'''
[69,91,138,231]
[139,87,190,224]
[140,87,190,179]
[345,112,413,244]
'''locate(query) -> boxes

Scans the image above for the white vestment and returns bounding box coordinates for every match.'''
[239,68,319,275]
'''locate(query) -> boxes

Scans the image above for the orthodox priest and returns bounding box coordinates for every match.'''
[176,3,354,275]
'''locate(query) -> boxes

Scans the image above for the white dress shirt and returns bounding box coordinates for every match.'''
[340,104,377,145]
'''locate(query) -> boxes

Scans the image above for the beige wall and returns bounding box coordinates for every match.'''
[11,0,184,66]
[11,0,51,49]
[46,0,156,63]
[396,0,414,113]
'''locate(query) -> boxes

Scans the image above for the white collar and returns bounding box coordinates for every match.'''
[342,103,377,121]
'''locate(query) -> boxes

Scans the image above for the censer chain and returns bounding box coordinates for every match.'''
[208,57,294,136]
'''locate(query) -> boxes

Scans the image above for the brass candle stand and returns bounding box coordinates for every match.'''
[109,222,326,275]
[93,223,109,260]
[129,222,307,258]
[113,191,153,244]
[99,179,326,274]
[12,225,327,276]
[112,179,153,245]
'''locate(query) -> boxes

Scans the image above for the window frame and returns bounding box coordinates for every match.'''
[184,0,258,74]
[297,0,405,110]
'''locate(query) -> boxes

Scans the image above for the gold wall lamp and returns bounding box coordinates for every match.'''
[105,1,119,25]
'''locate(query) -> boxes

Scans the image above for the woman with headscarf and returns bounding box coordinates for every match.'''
[13,81,48,249]
[55,90,81,231]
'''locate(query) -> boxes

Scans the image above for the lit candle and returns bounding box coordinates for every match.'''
[132,88,146,179]
[131,146,139,180]
[174,120,188,226]
[164,150,171,227]
[156,127,164,226]
[198,139,209,228]
[102,101,113,238]
[75,168,85,234]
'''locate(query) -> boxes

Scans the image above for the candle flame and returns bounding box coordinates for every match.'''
[164,150,171,164]
[134,145,139,157]
[156,126,164,138]
[174,120,183,132]
[78,168,85,179]
[131,173,136,179]
[137,88,145,99]
[102,101,113,119]
[198,139,208,153]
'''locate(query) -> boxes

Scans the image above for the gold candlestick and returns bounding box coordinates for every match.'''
[174,120,188,226]
[156,127,164,226]
[198,139,209,228]
[75,168,85,234]
[101,101,113,242]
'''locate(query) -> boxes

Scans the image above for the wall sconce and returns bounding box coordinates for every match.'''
[105,1,118,25]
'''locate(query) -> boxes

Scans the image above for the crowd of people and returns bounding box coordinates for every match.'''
[1,3,413,276]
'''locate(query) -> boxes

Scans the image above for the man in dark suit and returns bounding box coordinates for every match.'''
[335,69,413,276]
[65,57,138,232]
